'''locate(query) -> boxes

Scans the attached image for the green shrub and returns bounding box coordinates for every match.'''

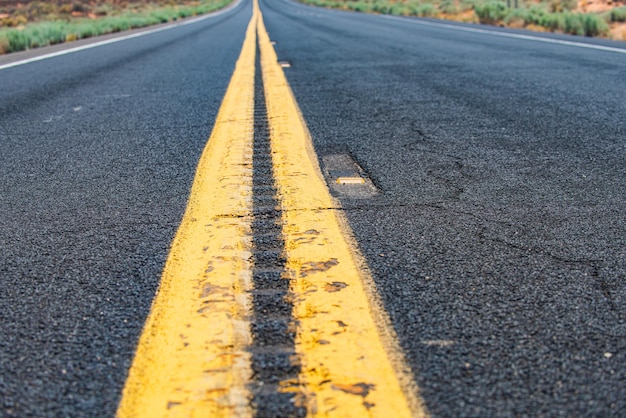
[610,6,626,23]
[372,0,393,14]
[106,17,131,32]
[21,22,66,47]
[127,14,152,29]
[525,5,549,25]
[149,10,171,24]
[176,7,194,19]
[563,13,585,35]
[411,3,440,17]
[6,30,30,52]
[537,11,564,31]
[352,2,370,12]
[505,7,529,24]
[474,1,509,24]
[389,3,408,15]
[503,5,546,26]
[582,13,609,36]
[75,22,97,38]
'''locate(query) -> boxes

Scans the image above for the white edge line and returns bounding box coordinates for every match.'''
[0,0,243,71]
[379,14,626,54]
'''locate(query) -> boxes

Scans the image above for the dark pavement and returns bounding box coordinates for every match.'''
[0,2,251,415]
[261,0,626,416]
[1,0,625,415]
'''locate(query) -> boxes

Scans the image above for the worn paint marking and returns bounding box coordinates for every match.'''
[257,4,427,417]
[116,6,257,418]
[117,0,428,415]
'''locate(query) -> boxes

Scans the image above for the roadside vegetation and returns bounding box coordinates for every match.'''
[299,0,626,40]
[0,0,232,54]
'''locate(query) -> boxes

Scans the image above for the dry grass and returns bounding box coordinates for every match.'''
[610,20,626,38]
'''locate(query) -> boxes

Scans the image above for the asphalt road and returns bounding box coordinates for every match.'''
[0,2,251,416]
[261,0,626,415]
[2,0,626,416]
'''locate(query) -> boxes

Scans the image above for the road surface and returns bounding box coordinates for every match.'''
[1,0,624,416]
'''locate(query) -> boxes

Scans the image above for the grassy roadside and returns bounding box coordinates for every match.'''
[0,0,233,54]
[298,0,626,40]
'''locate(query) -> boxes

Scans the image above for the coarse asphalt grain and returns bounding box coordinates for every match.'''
[1,0,625,416]
[260,0,625,416]
[0,2,251,416]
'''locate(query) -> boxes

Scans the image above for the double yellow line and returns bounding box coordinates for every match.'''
[117,1,426,416]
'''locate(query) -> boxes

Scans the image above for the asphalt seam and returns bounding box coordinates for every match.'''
[249,43,306,417]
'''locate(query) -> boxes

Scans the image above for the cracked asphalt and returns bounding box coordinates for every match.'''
[0,0,625,415]
[261,0,626,416]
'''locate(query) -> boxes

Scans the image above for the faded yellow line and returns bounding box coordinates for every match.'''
[116,6,257,418]
[257,4,427,418]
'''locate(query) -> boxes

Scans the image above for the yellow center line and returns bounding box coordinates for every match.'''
[256,4,426,417]
[117,0,428,416]
[116,5,257,417]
